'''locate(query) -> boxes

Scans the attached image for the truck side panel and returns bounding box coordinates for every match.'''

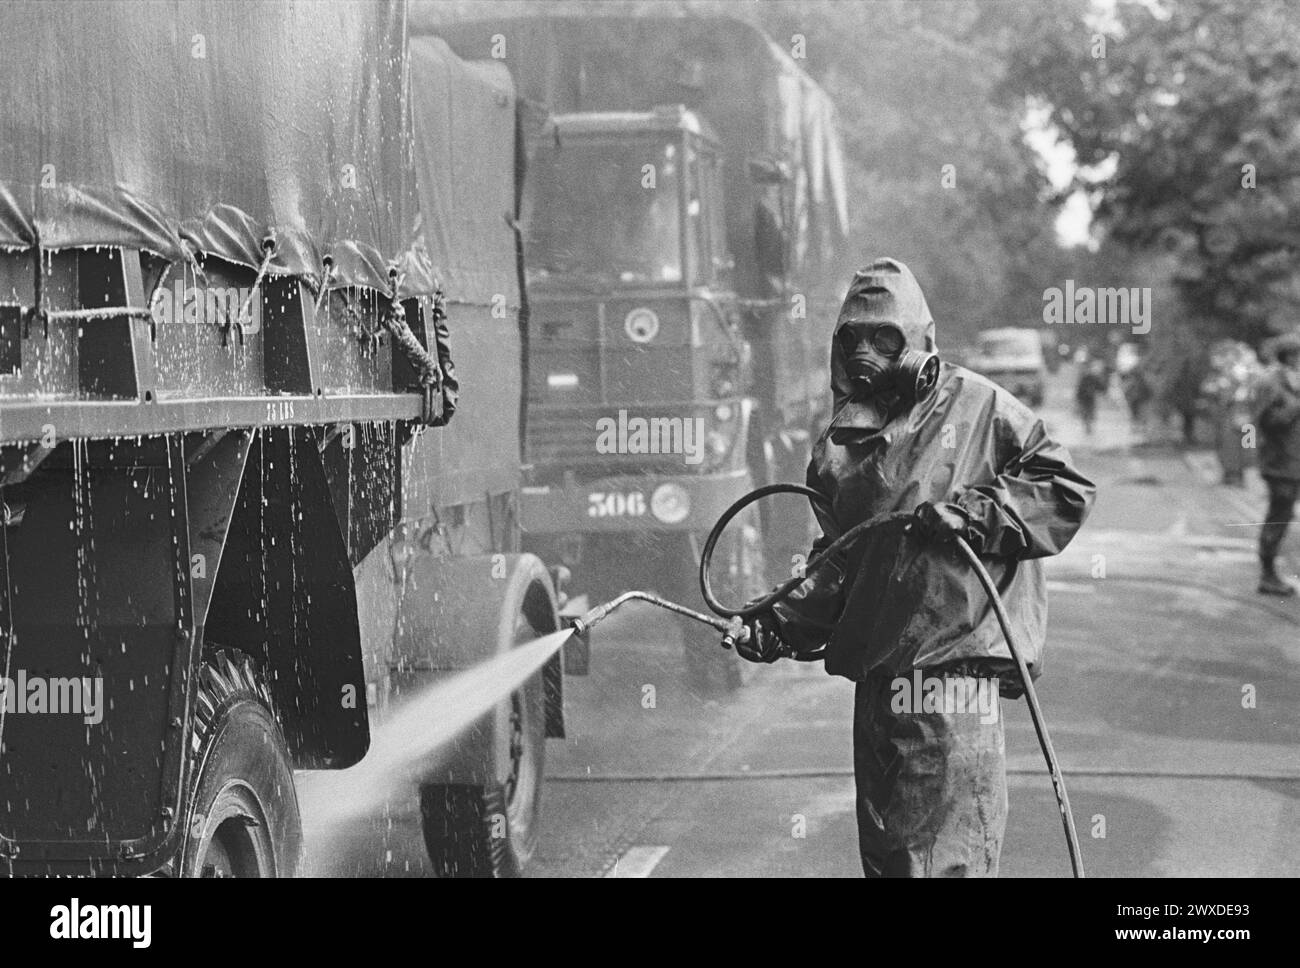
[1,437,193,870]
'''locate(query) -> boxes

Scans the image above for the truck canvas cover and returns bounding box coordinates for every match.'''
[409,37,520,310]
[406,35,525,504]
[0,0,433,300]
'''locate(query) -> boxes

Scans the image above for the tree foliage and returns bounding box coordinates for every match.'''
[1008,0,1300,344]
[754,0,1069,346]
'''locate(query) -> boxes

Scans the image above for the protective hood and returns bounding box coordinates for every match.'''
[829,258,937,431]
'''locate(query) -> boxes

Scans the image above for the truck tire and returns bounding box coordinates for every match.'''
[179,650,302,878]
[421,608,547,877]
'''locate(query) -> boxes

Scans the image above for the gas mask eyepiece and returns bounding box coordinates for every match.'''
[839,321,940,405]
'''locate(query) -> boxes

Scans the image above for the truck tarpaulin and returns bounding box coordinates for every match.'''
[0,0,435,301]
[406,35,524,505]
[409,37,520,310]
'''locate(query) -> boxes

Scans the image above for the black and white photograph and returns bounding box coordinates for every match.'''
[0,0,1292,938]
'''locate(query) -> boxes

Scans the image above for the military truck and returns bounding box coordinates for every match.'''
[430,4,849,690]
[0,0,564,878]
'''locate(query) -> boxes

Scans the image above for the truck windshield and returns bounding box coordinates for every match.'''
[523,137,682,286]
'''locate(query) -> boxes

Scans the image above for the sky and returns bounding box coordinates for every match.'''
[1022,102,1095,249]
[1019,0,1127,250]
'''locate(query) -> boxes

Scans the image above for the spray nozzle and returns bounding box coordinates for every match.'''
[718,616,748,651]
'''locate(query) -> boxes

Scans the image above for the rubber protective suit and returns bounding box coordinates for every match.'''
[764,258,1095,876]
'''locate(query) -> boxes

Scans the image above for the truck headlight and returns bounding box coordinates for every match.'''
[651,483,691,524]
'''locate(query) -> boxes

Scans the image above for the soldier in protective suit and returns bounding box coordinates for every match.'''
[741,258,1095,877]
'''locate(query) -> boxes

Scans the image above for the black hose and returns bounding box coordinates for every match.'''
[698,483,910,661]
[698,482,1086,878]
[953,538,1086,878]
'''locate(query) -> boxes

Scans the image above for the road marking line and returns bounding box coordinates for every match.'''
[605,845,670,878]
[554,767,1300,783]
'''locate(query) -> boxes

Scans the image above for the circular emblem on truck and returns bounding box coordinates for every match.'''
[651,482,691,524]
[624,307,660,343]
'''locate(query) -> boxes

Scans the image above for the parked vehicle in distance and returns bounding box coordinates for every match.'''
[969,327,1047,406]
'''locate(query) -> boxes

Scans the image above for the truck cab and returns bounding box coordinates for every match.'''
[518,106,761,688]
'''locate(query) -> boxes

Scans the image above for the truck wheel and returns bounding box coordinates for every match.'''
[683,513,765,694]
[179,650,301,878]
[421,608,547,877]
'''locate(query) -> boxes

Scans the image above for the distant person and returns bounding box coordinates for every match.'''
[1075,359,1107,436]
[1121,367,1153,434]
[1203,340,1261,487]
[1254,332,1300,596]
[1164,351,1206,445]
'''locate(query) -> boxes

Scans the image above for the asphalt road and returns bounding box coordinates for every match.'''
[526,371,1300,877]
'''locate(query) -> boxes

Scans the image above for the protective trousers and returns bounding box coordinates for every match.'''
[853,666,1007,877]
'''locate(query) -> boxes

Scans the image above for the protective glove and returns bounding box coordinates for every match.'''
[736,611,786,664]
[911,501,974,546]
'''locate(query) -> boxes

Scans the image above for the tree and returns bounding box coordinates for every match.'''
[752,0,1073,345]
[1008,0,1300,345]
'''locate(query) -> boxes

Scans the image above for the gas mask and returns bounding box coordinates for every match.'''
[837,320,940,406]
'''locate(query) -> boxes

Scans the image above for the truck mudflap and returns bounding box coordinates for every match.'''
[520,467,754,535]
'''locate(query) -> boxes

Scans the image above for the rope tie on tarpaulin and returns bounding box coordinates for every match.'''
[219,236,277,348]
[22,235,275,345]
[23,233,156,339]
[144,258,178,342]
[381,266,445,424]
[43,307,154,323]
[311,256,337,318]
[17,235,447,420]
